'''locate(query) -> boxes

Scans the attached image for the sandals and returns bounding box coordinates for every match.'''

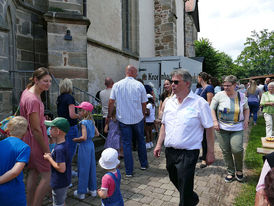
[236,172,244,182]
[225,172,244,183]
[225,174,235,183]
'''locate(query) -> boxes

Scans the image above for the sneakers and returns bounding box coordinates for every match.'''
[225,174,235,183]
[236,172,244,182]
[150,142,154,148]
[146,143,151,149]
[125,174,133,178]
[87,189,97,197]
[140,167,147,170]
[73,190,85,200]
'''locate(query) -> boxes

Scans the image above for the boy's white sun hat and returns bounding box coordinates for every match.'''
[99,148,120,170]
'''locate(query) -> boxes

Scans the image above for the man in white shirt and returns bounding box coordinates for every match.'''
[108,65,148,177]
[154,69,215,206]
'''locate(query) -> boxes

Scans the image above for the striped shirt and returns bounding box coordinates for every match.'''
[110,77,148,124]
[210,91,248,131]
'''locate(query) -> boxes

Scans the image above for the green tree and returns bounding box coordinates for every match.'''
[216,52,234,77]
[194,38,241,79]
[236,29,274,76]
[194,38,219,76]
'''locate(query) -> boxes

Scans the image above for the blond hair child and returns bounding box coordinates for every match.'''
[73,102,99,199]
[0,116,30,206]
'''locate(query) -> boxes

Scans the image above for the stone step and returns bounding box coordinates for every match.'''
[93,136,106,160]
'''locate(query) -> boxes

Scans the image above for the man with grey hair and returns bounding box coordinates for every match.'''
[154,69,215,206]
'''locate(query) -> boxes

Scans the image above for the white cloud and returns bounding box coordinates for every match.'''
[198,0,274,60]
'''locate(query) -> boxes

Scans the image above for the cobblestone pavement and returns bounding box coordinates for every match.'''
[42,130,249,206]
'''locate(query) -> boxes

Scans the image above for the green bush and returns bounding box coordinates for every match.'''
[234,116,266,206]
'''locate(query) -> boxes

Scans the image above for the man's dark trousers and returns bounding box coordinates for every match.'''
[165,147,200,206]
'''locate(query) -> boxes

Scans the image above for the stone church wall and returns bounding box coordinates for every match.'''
[185,13,197,57]
[154,0,177,57]
[0,0,48,119]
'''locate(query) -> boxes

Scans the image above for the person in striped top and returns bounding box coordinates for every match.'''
[107,65,148,177]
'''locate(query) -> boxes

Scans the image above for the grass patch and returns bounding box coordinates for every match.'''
[234,116,266,206]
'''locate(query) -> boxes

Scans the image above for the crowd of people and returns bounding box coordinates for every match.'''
[0,65,273,206]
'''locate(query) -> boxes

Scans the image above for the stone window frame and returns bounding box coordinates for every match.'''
[121,0,139,56]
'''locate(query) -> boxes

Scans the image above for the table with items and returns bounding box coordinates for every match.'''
[257,137,274,155]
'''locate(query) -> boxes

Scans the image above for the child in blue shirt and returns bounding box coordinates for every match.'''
[0,116,30,206]
[44,117,71,206]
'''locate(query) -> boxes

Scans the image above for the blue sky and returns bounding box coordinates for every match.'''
[198,0,274,60]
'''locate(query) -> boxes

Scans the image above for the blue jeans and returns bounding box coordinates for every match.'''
[119,119,148,175]
[248,101,259,123]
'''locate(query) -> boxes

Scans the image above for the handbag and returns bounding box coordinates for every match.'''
[0,106,20,139]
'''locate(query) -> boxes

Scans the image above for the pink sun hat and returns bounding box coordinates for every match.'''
[75,101,94,112]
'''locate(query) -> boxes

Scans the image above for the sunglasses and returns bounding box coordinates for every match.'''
[171,80,180,85]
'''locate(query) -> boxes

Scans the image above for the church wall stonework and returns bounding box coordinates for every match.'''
[0,0,48,119]
[185,13,197,57]
[154,0,177,57]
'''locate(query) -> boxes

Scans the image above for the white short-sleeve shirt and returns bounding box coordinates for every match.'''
[110,77,148,124]
[146,103,155,123]
[162,91,213,150]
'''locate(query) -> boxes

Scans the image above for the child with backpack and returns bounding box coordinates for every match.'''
[98,148,124,206]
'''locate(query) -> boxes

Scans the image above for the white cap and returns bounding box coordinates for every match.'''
[147,94,153,98]
[99,148,120,170]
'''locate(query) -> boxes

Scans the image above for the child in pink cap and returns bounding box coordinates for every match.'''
[73,102,99,199]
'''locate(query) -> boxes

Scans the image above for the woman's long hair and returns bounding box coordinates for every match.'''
[27,67,51,89]
[162,79,172,100]
[247,80,257,94]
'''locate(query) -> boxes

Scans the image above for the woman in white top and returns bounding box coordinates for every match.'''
[210,75,249,183]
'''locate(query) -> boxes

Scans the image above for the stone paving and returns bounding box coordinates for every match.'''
[42,130,249,206]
